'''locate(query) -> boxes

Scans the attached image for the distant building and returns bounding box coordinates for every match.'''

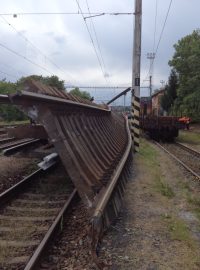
[151,89,165,116]
[140,97,152,116]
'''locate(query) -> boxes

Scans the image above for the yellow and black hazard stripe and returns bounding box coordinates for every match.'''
[131,95,140,152]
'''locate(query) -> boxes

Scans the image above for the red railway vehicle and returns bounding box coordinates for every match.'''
[140,115,180,141]
[140,96,182,141]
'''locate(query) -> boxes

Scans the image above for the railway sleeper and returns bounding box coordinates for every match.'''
[90,151,133,269]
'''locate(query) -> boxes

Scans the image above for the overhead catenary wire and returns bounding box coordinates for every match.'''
[154,0,173,56]
[0,12,134,17]
[0,15,77,85]
[0,60,27,77]
[142,0,173,86]
[152,0,158,54]
[0,9,134,87]
[65,85,132,89]
[0,69,18,79]
[0,42,54,75]
[75,0,109,85]
[142,0,159,85]
[144,0,158,89]
[85,0,110,84]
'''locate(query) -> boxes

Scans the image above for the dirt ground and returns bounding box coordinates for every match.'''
[1,135,199,269]
[190,124,200,134]
[100,139,200,270]
[0,156,38,193]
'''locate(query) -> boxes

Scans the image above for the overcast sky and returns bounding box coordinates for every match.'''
[0,0,199,101]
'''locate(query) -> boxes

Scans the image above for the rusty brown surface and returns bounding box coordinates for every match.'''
[0,94,10,104]
[9,79,129,209]
[6,125,48,140]
[21,79,109,110]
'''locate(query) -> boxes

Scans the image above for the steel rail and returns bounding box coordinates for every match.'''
[0,158,77,269]
[7,80,128,207]
[10,91,110,112]
[0,153,58,204]
[0,168,43,204]
[0,123,28,128]
[0,137,15,144]
[24,188,78,270]
[0,138,34,150]
[0,94,10,104]
[90,116,132,268]
[155,142,200,180]
[175,142,200,158]
[0,131,7,136]
[3,138,41,155]
[92,117,132,217]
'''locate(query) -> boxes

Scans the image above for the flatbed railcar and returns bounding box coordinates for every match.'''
[140,115,181,142]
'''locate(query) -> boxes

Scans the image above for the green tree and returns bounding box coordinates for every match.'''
[161,69,178,114]
[0,74,66,122]
[0,80,16,94]
[168,69,178,100]
[169,29,200,121]
[161,86,172,112]
[17,75,65,91]
[69,87,92,100]
[0,80,27,122]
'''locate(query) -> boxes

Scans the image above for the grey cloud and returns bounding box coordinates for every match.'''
[54,35,66,44]
[45,32,54,37]
[0,0,200,94]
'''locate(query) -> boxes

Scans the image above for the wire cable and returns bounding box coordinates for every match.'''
[142,0,173,86]
[0,42,54,75]
[0,69,18,79]
[0,12,134,17]
[142,0,159,88]
[0,15,77,84]
[85,0,110,84]
[152,0,158,53]
[154,0,173,55]
[0,60,27,77]
[75,0,108,84]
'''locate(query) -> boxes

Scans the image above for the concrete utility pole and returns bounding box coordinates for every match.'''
[149,75,152,96]
[131,0,142,152]
[160,80,165,88]
[147,52,155,96]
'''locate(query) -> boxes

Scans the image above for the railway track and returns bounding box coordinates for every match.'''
[0,137,15,145]
[3,139,42,156]
[0,138,40,151]
[0,79,133,268]
[176,142,200,158]
[0,162,77,270]
[0,128,7,135]
[0,138,46,157]
[155,141,200,180]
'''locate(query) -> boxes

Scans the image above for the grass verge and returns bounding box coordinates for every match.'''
[0,120,29,126]
[139,138,158,167]
[187,194,200,221]
[154,176,175,198]
[139,139,174,199]
[162,214,196,248]
[178,130,200,145]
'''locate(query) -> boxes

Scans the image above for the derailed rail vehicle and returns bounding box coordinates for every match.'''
[140,97,181,142]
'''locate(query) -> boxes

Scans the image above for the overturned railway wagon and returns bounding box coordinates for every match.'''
[140,116,180,141]
[1,79,132,264]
